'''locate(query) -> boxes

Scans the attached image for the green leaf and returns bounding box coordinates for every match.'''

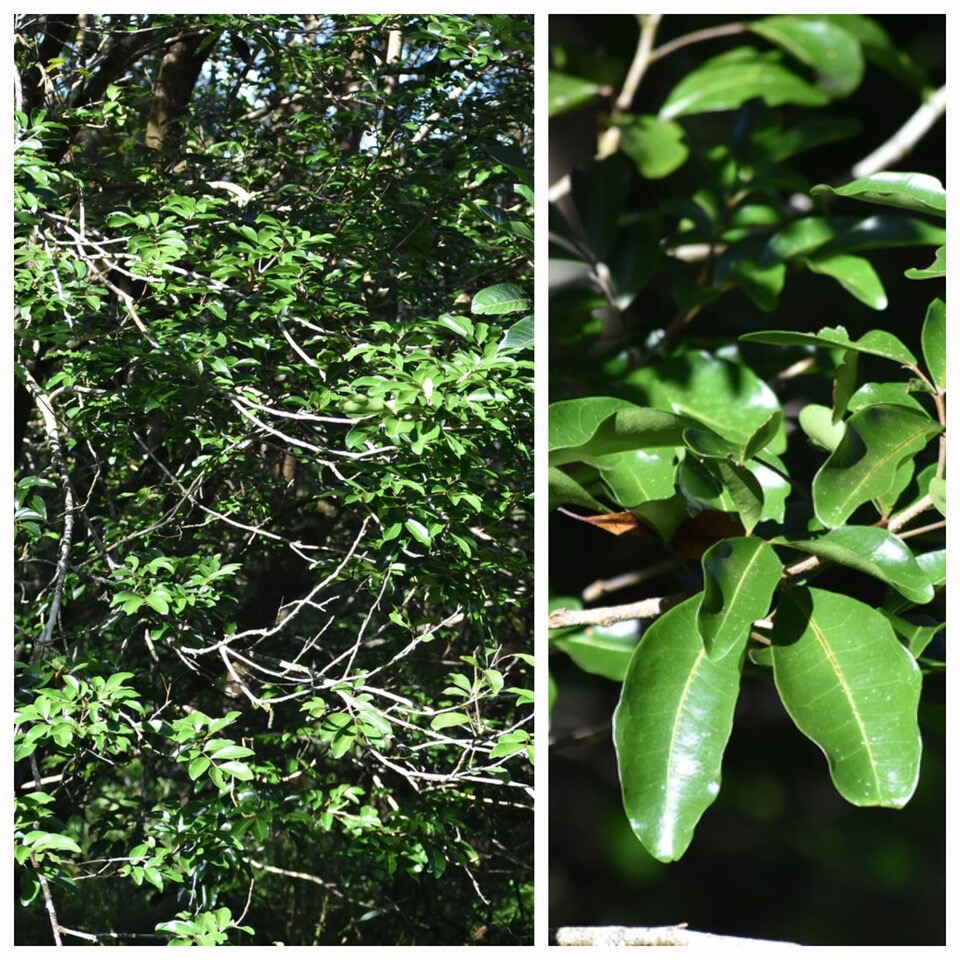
[594,448,678,507]
[548,397,635,458]
[928,476,946,517]
[698,538,783,658]
[811,172,946,218]
[497,315,534,353]
[660,47,829,120]
[548,466,607,512]
[798,403,846,452]
[750,15,864,96]
[218,760,254,780]
[613,594,744,862]
[548,400,689,467]
[617,351,783,452]
[430,712,471,731]
[712,461,764,534]
[920,298,945,390]
[619,114,689,179]
[784,527,934,604]
[549,70,604,116]
[144,591,171,615]
[771,587,922,807]
[551,616,638,683]
[741,325,916,366]
[187,755,211,780]
[802,253,887,309]
[471,283,529,315]
[570,155,631,260]
[906,245,945,280]
[812,404,942,527]
[404,518,433,547]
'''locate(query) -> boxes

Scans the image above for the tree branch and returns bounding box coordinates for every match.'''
[553,924,801,947]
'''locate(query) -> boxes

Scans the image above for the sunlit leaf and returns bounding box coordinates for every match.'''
[613,595,744,861]
[771,587,922,807]
[698,538,783,658]
[784,526,934,604]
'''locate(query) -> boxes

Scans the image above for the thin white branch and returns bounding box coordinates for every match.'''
[554,925,801,947]
[852,84,947,179]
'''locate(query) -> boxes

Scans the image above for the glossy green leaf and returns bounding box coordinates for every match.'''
[660,48,829,120]
[698,538,783,658]
[682,427,741,462]
[549,401,690,467]
[713,461,764,534]
[619,114,689,179]
[730,257,786,312]
[928,476,946,516]
[798,403,846,451]
[570,155,632,260]
[595,448,678,507]
[812,404,942,527]
[548,397,634,460]
[497,316,534,354]
[885,613,944,658]
[785,527,934,604]
[820,215,946,254]
[751,461,791,524]
[404,518,433,547]
[471,283,529,316]
[848,382,925,413]
[920,298,945,390]
[741,325,916,366]
[743,411,784,461]
[548,466,607,512]
[549,70,604,116]
[613,595,743,861]
[812,172,945,218]
[803,253,887,309]
[617,350,783,452]
[751,15,864,96]
[771,587,922,807]
[604,217,662,309]
[906,245,945,280]
[552,618,638,683]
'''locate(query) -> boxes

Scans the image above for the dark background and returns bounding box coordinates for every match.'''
[549,14,946,946]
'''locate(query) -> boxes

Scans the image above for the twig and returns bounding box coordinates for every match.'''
[582,560,677,603]
[549,594,686,629]
[851,84,947,179]
[553,924,801,947]
[21,368,77,652]
[597,14,661,159]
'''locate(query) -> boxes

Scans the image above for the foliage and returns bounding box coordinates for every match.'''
[548,9,944,886]
[14,13,532,946]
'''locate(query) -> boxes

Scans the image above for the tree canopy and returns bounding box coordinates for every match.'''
[15,13,533,946]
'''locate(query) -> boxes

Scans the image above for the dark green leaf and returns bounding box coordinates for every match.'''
[698,538,783,658]
[803,253,887,309]
[920,298,946,390]
[660,47,829,120]
[619,114,689,179]
[812,404,941,527]
[751,15,864,96]
[549,400,690,467]
[784,526,934,604]
[741,325,916,366]
[771,587,922,807]
[549,70,605,116]
[613,595,744,861]
[812,172,945,218]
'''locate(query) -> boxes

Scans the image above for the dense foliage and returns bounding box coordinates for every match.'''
[549,14,944,944]
[14,14,533,945]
